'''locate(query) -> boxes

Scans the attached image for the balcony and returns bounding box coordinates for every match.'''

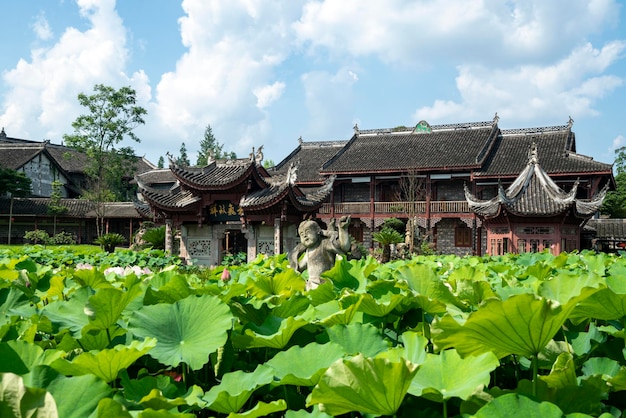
[319,201,470,215]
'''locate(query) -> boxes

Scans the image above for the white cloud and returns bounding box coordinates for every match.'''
[254,82,286,109]
[294,0,622,66]
[31,12,53,41]
[610,135,626,153]
[0,0,140,142]
[414,41,626,124]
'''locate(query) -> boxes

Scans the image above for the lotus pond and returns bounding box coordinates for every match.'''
[1,247,626,417]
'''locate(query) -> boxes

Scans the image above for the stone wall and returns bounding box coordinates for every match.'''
[20,154,69,198]
[435,218,474,256]
[435,179,465,200]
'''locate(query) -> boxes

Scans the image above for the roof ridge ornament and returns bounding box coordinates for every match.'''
[286,163,298,185]
[413,120,432,134]
[298,136,303,145]
[567,116,574,129]
[529,142,539,165]
[353,123,359,134]
[493,112,499,125]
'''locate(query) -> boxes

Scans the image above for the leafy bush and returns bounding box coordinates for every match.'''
[94,232,126,253]
[23,229,50,245]
[135,225,166,250]
[382,217,406,234]
[48,231,76,245]
[221,251,247,266]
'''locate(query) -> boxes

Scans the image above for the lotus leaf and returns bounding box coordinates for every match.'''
[326,322,388,357]
[376,331,428,365]
[2,340,63,372]
[227,399,287,418]
[84,284,143,331]
[433,292,593,358]
[307,353,417,416]
[232,315,308,349]
[322,257,375,292]
[203,364,274,414]
[144,272,193,305]
[41,286,91,337]
[129,294,233,370]
[266,341,346,386]
[409,348,498,402]
[570,287,626,324]
[45,372,113,418]
[247,268,305,299]
[472,393,572,417]
[0,372,57,417]
[96,398,133,418]
[52,338,156,382]
[299,298,361,327]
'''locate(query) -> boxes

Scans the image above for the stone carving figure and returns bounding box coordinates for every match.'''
[290,216,351,290]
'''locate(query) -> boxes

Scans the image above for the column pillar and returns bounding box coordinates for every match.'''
[274,218,282,254]
[165,218,173,254]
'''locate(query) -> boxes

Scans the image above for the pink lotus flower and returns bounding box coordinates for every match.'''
[221,269,231,281]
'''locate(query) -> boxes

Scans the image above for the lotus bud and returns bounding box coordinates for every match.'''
[221,269,231,282]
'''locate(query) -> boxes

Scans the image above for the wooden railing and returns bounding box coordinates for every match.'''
[319,201,470,215]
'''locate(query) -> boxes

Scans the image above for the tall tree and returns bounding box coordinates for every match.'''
[196,124,236,165]
[47,180,67,235]
[157,156,165,169]
[63,84,147,237]
[602,146,626,218]
[0,166,32,244]
[178,142,190,166]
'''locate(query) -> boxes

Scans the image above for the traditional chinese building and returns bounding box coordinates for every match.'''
[136,151,333,265]
[464,143,608,255]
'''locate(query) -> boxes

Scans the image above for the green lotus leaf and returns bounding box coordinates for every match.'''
[0,287,31,321]
[138,410,196,417]
[432,292,591,358]
[307,281,338,306]
[326,322,389,357]
[570,287,626,324]
[129,294,233,370]
[84,284,143,332]
[203,364,274,414]
[2,340,63,373]
[96,398,132,418]
[285,405,332,417]
[581,357,626,391]
[51,338,156,382]
[232,315,308,349]
[41,286,91,338]
[472,393,566,417]
[0,372,57,417]
[227,399,287,418]
[247,268,305,299]
[356,291,408,317]
[120,369,184,402]
[266,341,346,386]
[44,371,113,418]
[566,322,605,356]
[0,344,30,375]
[539,352,577,389]
[322,257,375,292]
[144,272,193,305]
[299,298,361,327]
[409,349,498,402]
[307,353,417,416]
[391,264,454,313]
[271,294,311,317]
[138,388,188,410]
[376,331,428,365]
[72,268,112,289]
[538,271,604,306]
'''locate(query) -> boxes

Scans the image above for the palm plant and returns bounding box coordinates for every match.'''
[372,227,404,263]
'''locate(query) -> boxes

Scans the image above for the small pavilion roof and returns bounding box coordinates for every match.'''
[170,157,271,191]
[465,143,608,219]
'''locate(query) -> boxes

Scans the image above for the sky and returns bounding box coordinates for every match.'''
[0,0,625,169]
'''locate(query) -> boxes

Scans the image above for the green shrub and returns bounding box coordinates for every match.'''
[140,226,166,250]
[222,251,247,266]
[382,217,405,234]
[373,227,404,263]
[94,233,126,253]
[48,231,77,245]
[24,230,50,245]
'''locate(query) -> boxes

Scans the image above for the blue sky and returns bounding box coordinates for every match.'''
[0,0,625,169]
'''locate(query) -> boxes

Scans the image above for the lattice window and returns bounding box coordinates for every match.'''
[187,239,211,257]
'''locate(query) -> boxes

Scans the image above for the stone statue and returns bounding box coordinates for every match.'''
[290,216,351,290]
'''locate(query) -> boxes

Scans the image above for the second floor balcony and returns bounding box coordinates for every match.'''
[318,200,470,215]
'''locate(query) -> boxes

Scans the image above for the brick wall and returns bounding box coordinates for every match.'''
[435,218,474,256]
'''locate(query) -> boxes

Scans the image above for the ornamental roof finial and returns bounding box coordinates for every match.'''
[493,112,499,125]
[298,136,303,145]
[529,142,539,165]
[567,116,574,129]
[353,123,359,134]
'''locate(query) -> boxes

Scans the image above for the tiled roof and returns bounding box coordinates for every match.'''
[586,219,626,240]
[465,144,607,218]
[474,128,612,177]
[240,173,335,211]
[171,159,265,189]
[137,182,201,211]
[135,169,176,186]
[273,140,347,183]
[0,198,143,218]
[0,145,44,170]
[321,122,498,174]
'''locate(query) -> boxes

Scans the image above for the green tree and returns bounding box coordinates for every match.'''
[263,159,275,168]
[157,156,165,169]
[602,146,626,218]
[178,142,190,166]
[196,124,236,165]
[63,84,147,236]
[0,166,32,244]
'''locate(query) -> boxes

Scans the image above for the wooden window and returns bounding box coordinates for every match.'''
[455,225,472,247]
